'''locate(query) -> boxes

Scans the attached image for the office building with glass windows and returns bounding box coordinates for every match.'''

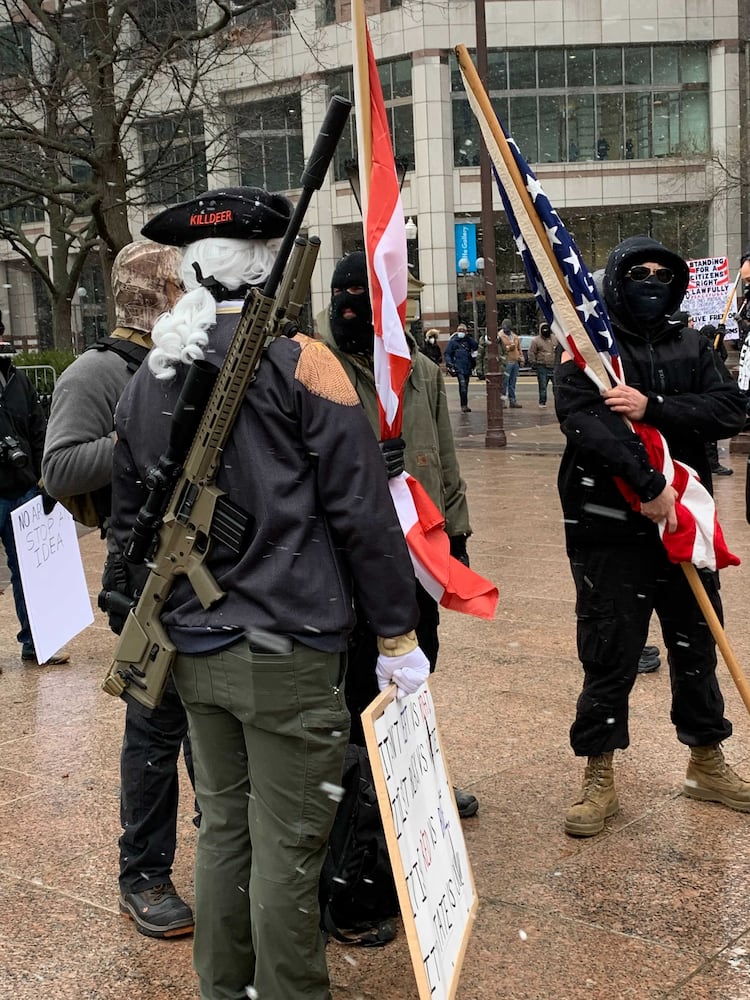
[0,0,747,346]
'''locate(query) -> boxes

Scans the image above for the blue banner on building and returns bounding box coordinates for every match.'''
[455,223,478,274]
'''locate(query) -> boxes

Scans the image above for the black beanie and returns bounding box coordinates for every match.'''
[331,251,369,291]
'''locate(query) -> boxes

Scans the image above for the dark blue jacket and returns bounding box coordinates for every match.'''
[444,334,478,376]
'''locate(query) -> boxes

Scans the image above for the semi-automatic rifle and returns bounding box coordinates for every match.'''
[101,95,352,710]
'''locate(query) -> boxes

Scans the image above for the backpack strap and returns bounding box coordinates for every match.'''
[87,336,148,373]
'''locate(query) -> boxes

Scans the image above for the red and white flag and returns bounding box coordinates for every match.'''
[353,12,497,618]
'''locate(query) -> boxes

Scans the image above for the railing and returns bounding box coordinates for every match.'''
[17,364,56,419]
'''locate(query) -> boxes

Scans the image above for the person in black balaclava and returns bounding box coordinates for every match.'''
[555,235,749,839]
[329,251,375,356]
[321,250,480,820]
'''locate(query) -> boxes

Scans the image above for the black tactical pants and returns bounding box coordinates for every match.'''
[568,543,732,756]
[119,674,196,892]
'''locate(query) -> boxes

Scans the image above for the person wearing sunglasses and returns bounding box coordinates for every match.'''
[555,235,748,838]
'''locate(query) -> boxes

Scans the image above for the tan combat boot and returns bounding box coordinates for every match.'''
[683,745,750,812]
[564,752,619,837]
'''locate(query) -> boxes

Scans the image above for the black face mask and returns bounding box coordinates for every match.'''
[329,290,374,356]
[0,357,11,378]
[622,277,672,325]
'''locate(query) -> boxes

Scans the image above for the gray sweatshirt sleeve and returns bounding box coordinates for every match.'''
[42,350,129,497]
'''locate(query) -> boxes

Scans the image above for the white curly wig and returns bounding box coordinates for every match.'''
[148,237,277,380]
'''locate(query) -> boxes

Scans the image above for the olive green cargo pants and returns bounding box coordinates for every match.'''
[172,637,350,1000]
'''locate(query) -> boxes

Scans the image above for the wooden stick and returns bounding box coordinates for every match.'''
[681,562,750,715]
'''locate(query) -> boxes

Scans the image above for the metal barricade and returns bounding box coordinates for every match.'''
[17,365,57,419]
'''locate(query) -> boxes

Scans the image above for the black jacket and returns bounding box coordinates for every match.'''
[556,236,746,550]
[0,364,45,499]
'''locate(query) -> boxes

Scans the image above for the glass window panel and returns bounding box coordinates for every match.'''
[508,50,536,89]
[650,206,676,248]
[453,98,480,166]
[377,62,391,100]
[239,138,263,187]
[567,49,594,88]
[538,49,564,89]
[681,46,708,84]
[567,94,595,160]
[596,93,623,159]
[653,46,679,86]
[680,91,709,154]
[539,94,566,163]
[652,91,674,157]
[625,92,652,158]
[595,48,622,86]
[392,58,412,97]
[625,46,651,85]
[491,94,509,131]
[391,103,414,167]
[509,96,538,161]
[487,50,507,91]
[591,213,620,270]
[677,203,709,258]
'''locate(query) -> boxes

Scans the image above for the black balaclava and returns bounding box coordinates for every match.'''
[330,252,374,356]
[603,236,689,338]
[622,272,673,325]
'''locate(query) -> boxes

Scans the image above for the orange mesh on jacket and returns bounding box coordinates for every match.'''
[293,334,360,406]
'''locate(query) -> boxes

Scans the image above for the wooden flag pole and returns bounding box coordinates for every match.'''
[715,271,741,350]
[681,562,750,715]
[352,1,372,216]
[455,45,750,717]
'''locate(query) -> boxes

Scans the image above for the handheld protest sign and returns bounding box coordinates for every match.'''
[362,682,477,1000]
[11,495,94,662]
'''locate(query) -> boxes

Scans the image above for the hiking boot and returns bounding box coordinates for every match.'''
[711,465,733,476]
[637,647,661,674]
[564,752,619,837]
[683,745,750,812]
[454,786,479,818]
[119,881,194,938]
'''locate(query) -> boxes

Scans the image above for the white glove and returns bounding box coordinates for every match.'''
[376,646,430,698]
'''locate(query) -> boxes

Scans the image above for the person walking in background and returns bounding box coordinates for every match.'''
[320,251,479,819]
[110,193,429,1000]
[556,235,748,839]
[0,337,68,668]
[421,327,443,366]
[42,241,196,940]
[528,321,556,407]
[444,321,478,413]
[499,317,523,407]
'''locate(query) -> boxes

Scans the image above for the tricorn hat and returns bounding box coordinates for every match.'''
[141,187,293,246]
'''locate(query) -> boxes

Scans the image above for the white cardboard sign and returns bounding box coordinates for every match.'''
[681,256,739,337]
[363,683,477,1000]
[11,495,94,662]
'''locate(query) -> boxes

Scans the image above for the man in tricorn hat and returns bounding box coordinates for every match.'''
[110,189,429,999]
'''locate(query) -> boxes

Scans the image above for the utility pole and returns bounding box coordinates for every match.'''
[476,0,506,447]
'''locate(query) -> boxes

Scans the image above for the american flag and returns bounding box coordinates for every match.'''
[494,135,623,389]
[456,46,738,572]
[352,13,498,618]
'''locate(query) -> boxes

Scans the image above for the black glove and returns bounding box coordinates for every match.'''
[379,437,406,479]
[449,534,470,567]
[40,489,58,515]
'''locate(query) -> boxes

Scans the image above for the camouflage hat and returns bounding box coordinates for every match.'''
[112,241,183,334]
[141,187,293,247]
